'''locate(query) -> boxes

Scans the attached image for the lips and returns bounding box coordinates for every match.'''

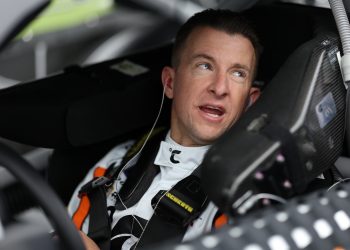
[199,105,225,118]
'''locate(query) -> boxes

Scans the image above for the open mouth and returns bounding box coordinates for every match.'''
[199,105,225,118]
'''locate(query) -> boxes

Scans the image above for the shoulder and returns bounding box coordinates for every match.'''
[97,139,135,168]
[183,202,219,241]
[68,139,135,213]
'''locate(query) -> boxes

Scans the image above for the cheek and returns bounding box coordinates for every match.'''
[174,79,197,100]
[176,89,193,109]
[173,83,190,108]
[230,88,250,110]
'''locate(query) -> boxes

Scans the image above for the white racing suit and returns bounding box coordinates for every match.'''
[68,131,220,250]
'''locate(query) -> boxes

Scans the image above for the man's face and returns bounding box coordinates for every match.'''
[162,26,259,146]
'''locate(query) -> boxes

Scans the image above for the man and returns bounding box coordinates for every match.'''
[68,9,261,250]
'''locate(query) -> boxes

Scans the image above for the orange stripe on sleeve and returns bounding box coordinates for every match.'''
[214,214,228,229]
[72,167,106,230]
[94,167,106,178]
[72,195,90,229]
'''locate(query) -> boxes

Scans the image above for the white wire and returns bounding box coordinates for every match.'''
[132,189,170,249]
[251,193,287,203]
[327,178,350,192]
[113,85,166,232]
[237,193,287,215]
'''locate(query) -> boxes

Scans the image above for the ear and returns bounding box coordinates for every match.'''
[247,87,261,106]
[161,66,175,99]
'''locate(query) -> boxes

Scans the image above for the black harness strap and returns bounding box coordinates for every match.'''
[114,129,165,209]
[87,186,111,250]
[137,166,208,248]
[78,128,166,250]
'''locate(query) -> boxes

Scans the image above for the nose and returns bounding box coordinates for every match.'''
[209,71,229,97]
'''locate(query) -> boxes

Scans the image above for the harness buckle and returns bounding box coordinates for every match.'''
[78,176,111,197]
[151,175,207,227]
[151,190,203,227]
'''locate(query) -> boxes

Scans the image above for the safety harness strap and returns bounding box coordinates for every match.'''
[114,129,165,209]
[137,166,208,248]
[137,214,184,247]
[87,186,111,250]
[72,167,106,230]
[77,128,166,250]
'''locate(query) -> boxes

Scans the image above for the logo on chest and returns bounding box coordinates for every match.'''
[169,148,181,164]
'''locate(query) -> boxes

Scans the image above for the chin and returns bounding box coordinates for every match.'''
[195,132,223,145]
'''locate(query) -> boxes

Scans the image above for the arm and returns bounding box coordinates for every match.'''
[79,231,100,250]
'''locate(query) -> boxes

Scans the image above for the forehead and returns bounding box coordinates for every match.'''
[181,26,256,66]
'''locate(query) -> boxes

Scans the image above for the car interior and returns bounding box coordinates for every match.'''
[0,0,350,249]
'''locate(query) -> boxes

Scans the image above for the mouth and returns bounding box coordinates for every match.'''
[199,105,225,118]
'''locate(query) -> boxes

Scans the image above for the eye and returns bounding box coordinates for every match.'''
[231,70,248,83]
[232,70,246,78]
[197,63,212,70]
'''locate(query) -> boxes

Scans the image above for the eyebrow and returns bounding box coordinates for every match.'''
[191,53,251,73]
[231,63,251,73]
[191,53,214,63]
[192,53,215,61]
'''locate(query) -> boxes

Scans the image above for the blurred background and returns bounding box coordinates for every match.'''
[0,0,261,87]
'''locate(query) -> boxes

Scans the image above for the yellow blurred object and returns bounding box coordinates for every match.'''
[19,0,114,38]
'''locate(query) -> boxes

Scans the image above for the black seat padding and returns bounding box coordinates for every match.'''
[0,44,171,148]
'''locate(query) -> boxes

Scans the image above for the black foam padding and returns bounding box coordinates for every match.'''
[0,44,171,148]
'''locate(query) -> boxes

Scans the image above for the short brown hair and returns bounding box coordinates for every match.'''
[172,9,262,79]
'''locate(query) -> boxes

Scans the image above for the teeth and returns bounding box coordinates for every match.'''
[207,105,221,111]
[200,105,224,117]
[207,113,220,118]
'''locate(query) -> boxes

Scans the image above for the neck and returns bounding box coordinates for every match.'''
[168,130,210,148]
